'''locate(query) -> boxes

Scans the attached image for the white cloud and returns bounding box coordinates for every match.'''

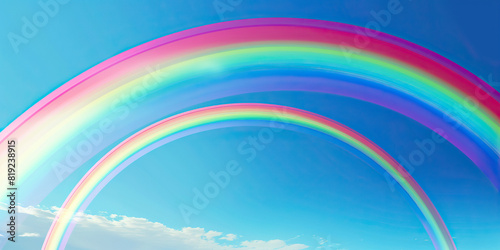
[221,233,238,241]
[0,204,309,250]
[205,230,223,240]
[19,233,40,237]
[18,205,54,220]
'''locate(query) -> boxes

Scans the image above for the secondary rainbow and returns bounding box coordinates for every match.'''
[42,104,456,250]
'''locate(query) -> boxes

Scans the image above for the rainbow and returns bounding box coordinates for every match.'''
[0,17,496,249]
[43,104,456,250]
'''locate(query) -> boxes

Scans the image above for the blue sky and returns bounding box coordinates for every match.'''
[1,0,500,249]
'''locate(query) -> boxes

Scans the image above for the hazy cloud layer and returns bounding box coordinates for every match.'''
[0,204,308,250]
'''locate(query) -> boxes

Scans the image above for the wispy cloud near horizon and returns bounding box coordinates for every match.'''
[0,204,308,250]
